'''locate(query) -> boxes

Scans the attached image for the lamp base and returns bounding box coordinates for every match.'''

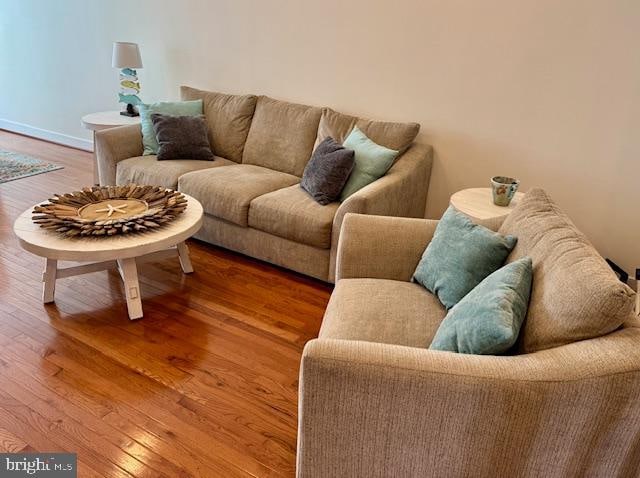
[120,103,139,117]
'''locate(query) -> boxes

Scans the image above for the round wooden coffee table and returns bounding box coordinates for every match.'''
[13,194,203,320]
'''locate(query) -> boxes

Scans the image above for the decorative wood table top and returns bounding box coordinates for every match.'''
[14,194,201,261]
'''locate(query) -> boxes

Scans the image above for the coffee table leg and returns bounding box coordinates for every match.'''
[42,258,57,303]
[117,258,143,320]
[176,241,194,274]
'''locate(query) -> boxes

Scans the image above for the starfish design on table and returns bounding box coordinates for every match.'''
[95,203,128,217]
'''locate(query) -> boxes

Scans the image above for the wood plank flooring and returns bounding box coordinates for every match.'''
[0,130,332,477]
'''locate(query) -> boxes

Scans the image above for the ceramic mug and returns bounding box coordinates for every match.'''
[491,176,520,207]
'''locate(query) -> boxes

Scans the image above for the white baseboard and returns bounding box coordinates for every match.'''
[0,118,93,152]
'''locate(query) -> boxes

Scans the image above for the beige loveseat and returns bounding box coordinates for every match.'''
[95,86,432,282]
[298,189,640,477]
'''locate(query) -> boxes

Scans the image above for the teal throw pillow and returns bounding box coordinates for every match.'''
[139,100,204,155]
[429,257,533,354]
[339,127,399,200]
[413,206,517,309]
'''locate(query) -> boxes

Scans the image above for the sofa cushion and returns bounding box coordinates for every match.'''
[499,188,636,352]
[414,206,517,310]
[242,96,322,177]
[115,155,233,189]
[249,185,339,249]
[138,100,203,155]
[301,137,355,205]
[151,114,214,161]
[430,257,533,355]
[319,278,447,347]
[178,164,299,226]
[315,107,420,153]
[340,127,399,200]
[180,86,257,163]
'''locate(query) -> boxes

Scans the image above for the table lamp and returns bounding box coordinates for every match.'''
[112,42,143,117]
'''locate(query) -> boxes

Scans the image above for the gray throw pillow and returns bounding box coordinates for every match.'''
[301,137,355,205]
[150,113,214,161]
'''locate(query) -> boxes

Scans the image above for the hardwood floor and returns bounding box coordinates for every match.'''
[0,130,332,477]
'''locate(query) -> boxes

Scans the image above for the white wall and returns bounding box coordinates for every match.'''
[1,0,638,274]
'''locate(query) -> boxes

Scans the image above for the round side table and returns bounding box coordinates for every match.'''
[81,111,141,184]
[450,187,524,231]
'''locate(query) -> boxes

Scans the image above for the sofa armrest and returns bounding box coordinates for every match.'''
[329,143,433,280]
[95,124,143,185]
[297,327,640,477]
[336,213,437,282]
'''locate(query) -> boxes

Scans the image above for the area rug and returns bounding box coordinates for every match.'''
[0,149,63,183]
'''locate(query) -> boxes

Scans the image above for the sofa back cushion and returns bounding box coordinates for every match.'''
[315,108,420,154]
[499,188,636,352]
[180,86,257,163]
[242,96,322,177]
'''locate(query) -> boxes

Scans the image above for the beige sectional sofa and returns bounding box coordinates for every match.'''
[297,189,640,477]
[95,87,432,282]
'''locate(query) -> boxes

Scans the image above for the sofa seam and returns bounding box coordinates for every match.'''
[307,354,640,384]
